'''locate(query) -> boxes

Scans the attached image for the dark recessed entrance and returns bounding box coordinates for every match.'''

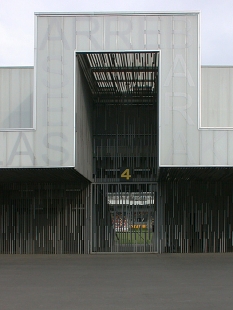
[77,51,159,252]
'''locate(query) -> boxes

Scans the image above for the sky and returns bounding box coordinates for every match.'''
[0,0,233,66]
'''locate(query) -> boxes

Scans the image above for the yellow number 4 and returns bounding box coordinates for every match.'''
[121,168,131,180]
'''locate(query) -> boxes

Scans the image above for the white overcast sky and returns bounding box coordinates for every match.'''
[0,0,233,66]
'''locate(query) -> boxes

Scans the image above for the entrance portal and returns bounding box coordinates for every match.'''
[92,183,157,253]
[77,51,159,253]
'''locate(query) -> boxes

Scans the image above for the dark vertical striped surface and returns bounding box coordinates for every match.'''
[92,183,157,253]
[160,181,233,253]
[0,182,91,254]
[93,100,157,183]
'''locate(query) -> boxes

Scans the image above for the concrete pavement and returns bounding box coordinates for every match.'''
[0,253,233,309]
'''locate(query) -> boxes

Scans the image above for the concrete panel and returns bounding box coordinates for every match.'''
[131,16,145,50]
[145,15,159,50]
[7,13,233,168]
[201,67,233,128]
[0,68,33,129]
[200,130,214,165]
[213,131,228,165]
[159,14,199,166]
[35,15,75,167]
[34,13,201,168]
[75,60,93,181]
[76,16,90,50]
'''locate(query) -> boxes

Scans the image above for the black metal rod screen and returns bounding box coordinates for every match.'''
[0,182,91,254]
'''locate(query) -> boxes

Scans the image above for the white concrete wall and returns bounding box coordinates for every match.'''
[201,66,233,128]
[75,60,93,181]
[0,13,200,168]
[3,13,233,169]
[0,67,33,130]
[34,13,200,168]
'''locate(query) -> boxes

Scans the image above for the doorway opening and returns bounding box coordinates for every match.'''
[92,183,157,253]
[77,51,159,182]
[76,51,159,252]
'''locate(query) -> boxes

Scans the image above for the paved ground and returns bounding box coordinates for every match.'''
[0,253,233,310]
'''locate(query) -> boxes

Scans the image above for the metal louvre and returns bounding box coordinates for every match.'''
[77,52,159,103]
[93,103,157,182]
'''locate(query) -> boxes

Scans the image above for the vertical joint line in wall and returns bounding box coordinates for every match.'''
[172,16,174,49]
[158,17,161,48]
[103,16,105,50]
[116,17,118,48]
[185,15,188,165]
[144,16,147,49]
[130,16,132,49]
[89,17,91,50]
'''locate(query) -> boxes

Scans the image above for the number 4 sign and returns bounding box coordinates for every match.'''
[120,168,133,181]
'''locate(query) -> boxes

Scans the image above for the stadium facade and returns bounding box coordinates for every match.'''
[1,12,233,254]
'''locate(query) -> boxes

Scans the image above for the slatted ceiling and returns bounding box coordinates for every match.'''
[77,52,158,101]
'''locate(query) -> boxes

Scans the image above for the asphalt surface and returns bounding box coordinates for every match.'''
[0,253,233,310]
